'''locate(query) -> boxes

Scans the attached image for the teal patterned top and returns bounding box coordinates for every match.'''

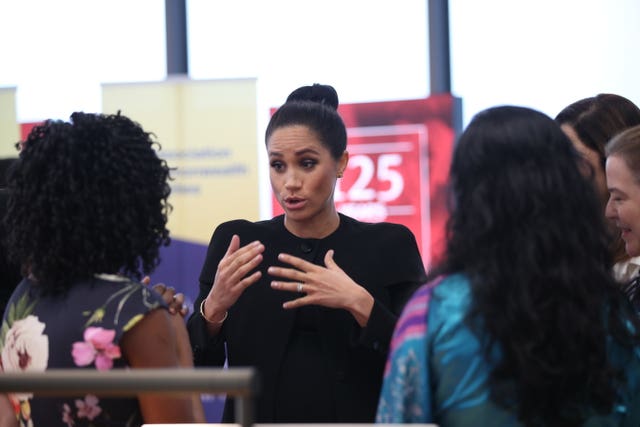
[376,274,640,426]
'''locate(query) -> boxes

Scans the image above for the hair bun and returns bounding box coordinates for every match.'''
[286,83,339,110]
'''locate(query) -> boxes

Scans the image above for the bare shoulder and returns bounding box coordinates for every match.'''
[120,308,180,368]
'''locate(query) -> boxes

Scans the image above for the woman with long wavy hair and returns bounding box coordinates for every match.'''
[376,106,640,426]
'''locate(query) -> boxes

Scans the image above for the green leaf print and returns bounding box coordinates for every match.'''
[0,292,37,354]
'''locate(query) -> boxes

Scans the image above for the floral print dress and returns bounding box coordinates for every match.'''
[0,274,166,427]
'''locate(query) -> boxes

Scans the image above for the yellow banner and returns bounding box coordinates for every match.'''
[102,78,259,244]
[0,87,19,157]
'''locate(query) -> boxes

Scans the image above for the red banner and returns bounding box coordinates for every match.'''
[272,94,458,268]
[20,122,42,140]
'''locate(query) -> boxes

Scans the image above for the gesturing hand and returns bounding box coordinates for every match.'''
[268,249,374,327]
[202,235,264,322]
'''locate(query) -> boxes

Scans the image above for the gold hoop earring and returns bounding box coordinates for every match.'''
[337,172,343,178]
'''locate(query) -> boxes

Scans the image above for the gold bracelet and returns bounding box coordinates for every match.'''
[199,299,228,324]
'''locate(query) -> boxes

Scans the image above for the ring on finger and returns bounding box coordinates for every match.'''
[297,283,304,293]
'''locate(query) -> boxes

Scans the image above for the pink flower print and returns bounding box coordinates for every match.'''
[62,403,75,427]
[71,327,121,371]
[75,394,102,421]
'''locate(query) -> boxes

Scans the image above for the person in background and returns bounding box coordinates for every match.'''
[0,157,21,316]
[605,124,640,309]
[555,94,640,282]
[377,106,640,426]
[1,158,21,427]
[1,112,205,426]
[188,83,427,423]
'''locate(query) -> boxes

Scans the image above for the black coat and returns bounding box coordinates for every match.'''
[187,213,427,423]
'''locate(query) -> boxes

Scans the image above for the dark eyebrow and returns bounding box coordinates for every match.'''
[608,186,624,194]
[295,148,321,156]
[268,147,321,157]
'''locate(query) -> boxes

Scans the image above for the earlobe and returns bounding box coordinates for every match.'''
[337,151,349,178]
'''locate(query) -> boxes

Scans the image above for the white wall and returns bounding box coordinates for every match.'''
[1,0,638,128]
[449,0,640,124]
[0,0,166,122]
[187,0,429,107]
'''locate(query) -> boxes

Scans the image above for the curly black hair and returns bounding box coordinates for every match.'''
[5,111,171,293]
[433,106,640,426]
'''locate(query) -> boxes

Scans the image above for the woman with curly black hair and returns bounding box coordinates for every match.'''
[0,112,204,426]
[376,106,640,426]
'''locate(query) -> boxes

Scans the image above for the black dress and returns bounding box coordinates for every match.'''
[0,189,22,317]
[623,276,640,311]
[187,213,427,423]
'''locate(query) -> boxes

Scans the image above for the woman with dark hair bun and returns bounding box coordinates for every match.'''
[1,112,204,426]
[377,106,640,426]
[188,83,427,423]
